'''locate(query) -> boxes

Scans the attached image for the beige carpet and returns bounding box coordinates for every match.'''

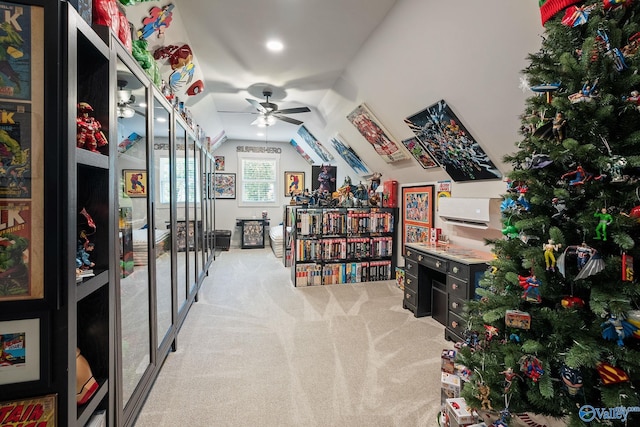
[134,248,450,427]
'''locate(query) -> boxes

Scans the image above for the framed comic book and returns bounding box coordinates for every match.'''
[284,171,304,197]
[0,4,45,301]
[402,185,434,255]
[0,393,56,425]
[0,315,43,386]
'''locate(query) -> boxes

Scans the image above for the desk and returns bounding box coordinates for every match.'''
[404,243,492,342]
[236,218,270,249]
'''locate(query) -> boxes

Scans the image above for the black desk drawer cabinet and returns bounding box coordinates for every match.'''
[403,243,491,340]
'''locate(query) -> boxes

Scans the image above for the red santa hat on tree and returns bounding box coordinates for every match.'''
[539,0,581,25]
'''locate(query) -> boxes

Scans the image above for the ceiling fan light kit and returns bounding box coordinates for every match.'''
[221,87,311,127]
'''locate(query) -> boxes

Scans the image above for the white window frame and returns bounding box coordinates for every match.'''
[237,152,280,207]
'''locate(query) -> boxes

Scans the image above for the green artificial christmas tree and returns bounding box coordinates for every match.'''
[458,1,640,426]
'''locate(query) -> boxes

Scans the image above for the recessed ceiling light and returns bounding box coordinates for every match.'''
[266,39,284,52]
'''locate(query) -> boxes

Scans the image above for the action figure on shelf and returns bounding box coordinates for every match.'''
[76,241,95,270]
[594,208,613,240]
[77,102,108,153]
[76,348,98,405]
[543,239,562,271]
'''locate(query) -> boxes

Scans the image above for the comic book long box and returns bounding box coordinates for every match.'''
[0,394,57,426]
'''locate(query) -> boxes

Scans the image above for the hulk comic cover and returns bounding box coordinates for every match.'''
[0,200,32,298]
[0,2,31,100]
[0,102,31,198]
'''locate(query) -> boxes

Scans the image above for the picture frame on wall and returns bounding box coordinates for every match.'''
[401,136,439,169]
[214,156,225,171]
[284,171,305,197]
[0,394,56,426]
[297,126,334,162]
[123,169,148,198]
[213,173,236,199]
[0,316,42,386]
[404,99,502,182]
[311,165,337,194]
[329,133,371,177]
[402,185,434,254]
[346,103,409,163]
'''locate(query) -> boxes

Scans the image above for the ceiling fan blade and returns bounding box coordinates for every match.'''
[217,110,260,114]
[246,98,267,114]
[276,106,311,114]
[275,115,304,126]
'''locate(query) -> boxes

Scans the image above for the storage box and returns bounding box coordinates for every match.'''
[441,349,457,373]
[441,372,461,404]
[446,398,478,427]
[382,180,398,207]
[505,310,531,329]
[212,230,231,251]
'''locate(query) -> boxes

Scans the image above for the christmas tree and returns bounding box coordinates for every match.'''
[458,1,640,426]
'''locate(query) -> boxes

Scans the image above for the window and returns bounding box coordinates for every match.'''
[238,153,279,206]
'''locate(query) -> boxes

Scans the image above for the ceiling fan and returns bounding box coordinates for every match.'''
[117,79,136,119]
[225,88,311,127]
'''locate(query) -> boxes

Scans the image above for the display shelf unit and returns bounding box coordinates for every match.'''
[282,205,298,267]
[290,207,398,286]
[0,3,219,426]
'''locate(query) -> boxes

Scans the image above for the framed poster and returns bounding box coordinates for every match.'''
[311,165,336,194]
[0,394,56,426]
[285,171,304,196]
[297,126,333,162]
[0,5,44,301]
[402,185,434,253]
[123,170,148,198]
[346,103,409,163]
[405,100,502,182]
[329,133,371,176]
[214,155,225,171]
[0,317,41,385]
[214,173,236,199]
[401,136,439,169]
[289,139,314,165]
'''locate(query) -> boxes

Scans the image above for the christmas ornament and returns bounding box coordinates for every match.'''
[505,310,532,329]
[519,355,544,382]
[484,325,499,342]
[551,197,568,221]
[593,208,613,241]
[561,4,596,27]
[501,218,519,239]
[557,243,604,279]
[551,112,567,142]
[626,311,640,338]
[568,79,598,103]
[538,0,581,25]
[561,295,585,308]
[596,361,629,385]
[561,165,593,186]
[622,253,634,281]
[624,90,640,111]
[526,153,553,169]
[530,82,561,103]
[499,367,520,392]
[595,29,628,71]
[603,0,633,10]
[543,239,562,271]
[519,275,542,303]
[601,313,638,346]
[560,365,584,396]
[622,32,640,58]
[476,382,493,411]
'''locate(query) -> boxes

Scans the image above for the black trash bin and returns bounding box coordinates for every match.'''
[212,230,231,251]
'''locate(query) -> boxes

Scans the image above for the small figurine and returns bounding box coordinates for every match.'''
[624,90,640,111]
[76,241,95,270]
[500,367,520,392]
[594,208,613,240]
[551,112,567,141]
[519,355,544,382]
[561,4,596,27]
[551,197,568,220]
[543,239,562,271]
[77,102,108,153]
[601,313,638,347]
[560,365,584,396]
[369,171,382,194]
[557,243,605,280]
[476,382,493,411]
[484,324,499,342]
[561,165,592,186]
[622,32,640,58]
[519,274,542,303]
[568,80,598,103]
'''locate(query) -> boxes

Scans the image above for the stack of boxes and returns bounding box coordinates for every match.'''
[440,349,480,427]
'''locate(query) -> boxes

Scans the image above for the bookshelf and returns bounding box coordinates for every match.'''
[290,207,398,286]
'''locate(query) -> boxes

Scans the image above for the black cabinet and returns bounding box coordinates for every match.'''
[403,244,491,341]
[236,218,269,248]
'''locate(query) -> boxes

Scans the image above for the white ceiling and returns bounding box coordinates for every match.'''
[175,0,399,143]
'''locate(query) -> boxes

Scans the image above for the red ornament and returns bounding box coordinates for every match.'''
[596,362,629,385]
[561,296,585,308]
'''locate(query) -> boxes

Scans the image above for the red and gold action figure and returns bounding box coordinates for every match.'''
[77,102,108,153]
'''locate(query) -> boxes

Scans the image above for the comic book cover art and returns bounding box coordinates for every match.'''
[0,394,57,426]
[0,201,31,298]
[0,3,32,100]
[0,102,31,198]
[0,331,25,366]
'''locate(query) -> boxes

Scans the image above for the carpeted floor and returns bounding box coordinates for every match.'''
[134,248,451,427]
